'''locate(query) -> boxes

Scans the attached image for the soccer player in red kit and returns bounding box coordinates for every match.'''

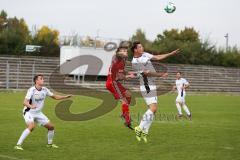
[106,46,135,130]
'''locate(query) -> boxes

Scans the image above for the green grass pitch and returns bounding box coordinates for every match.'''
[0,91,239,160]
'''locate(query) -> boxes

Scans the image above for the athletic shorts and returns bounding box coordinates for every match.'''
[176,94,186,103]
[140,85,158,105]
[23,110,49,126]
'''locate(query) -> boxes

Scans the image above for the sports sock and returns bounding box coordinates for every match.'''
[139,109,154,133]
[121,103,130,124]
[17,128,31,145]
[183,104,191,115]
[47,130,55,145]
[176,103,182,115]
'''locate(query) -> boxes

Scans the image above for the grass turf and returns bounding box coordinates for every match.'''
[0,91,239,160]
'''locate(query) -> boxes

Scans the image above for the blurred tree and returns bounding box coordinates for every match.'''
[152,27,213,64]
[131,29,149,45]
[32,25,60,56]
[0,10,8,31]
[0,10,239,66]
[220,47,240,67]
[131,27,240,67]
[0,10,31,55]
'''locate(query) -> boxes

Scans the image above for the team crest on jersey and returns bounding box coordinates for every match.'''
[34,93,44,102]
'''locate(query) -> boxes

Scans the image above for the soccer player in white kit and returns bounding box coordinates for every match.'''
[14,74,72,150]
[173,72,191,119]
[131,41,179,142]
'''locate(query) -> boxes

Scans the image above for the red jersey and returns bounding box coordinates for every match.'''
[107,55,126,81]
[105,55,131,126]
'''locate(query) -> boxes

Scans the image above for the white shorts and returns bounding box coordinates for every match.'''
[23,111,50,126]
[176,94,186,104]
[140,85,158,105]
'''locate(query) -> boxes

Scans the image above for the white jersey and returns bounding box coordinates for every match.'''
[175,78,189,97]
[131,52,156,87]
[132,52,158,105]
[23,86,53,114]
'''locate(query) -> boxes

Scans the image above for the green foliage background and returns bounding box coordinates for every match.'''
[1,10,240,67]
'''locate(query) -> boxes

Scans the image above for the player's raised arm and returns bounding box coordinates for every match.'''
[142,70,168,78]
[151,49,180,61]
[50,94,72,100]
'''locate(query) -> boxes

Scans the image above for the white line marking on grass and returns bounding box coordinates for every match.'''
[220,146,234,150]
[0,154,29,160]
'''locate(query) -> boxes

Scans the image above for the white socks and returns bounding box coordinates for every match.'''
[176,103,182,115]
[16,129,55,145]
[176,103,191,116]
[47,130,55,144]
[183,104,191,115]
[17,128,31,145]
[139,109,154,133]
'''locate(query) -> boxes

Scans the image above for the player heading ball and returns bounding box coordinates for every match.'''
[131,41,179,143]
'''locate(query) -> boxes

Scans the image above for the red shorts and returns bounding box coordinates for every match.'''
[106,79,126,100]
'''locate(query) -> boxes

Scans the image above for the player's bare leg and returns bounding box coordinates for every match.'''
[44,122,58,148]
[15,122,35,150]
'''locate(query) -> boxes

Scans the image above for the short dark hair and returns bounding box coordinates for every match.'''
[119,41,130,48]
[33,74,43,84]
[131,41,141,52]
[116,46,128,54]
[177,71,182,75]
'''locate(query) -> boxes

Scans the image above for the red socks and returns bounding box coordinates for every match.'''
[121,103,130,124]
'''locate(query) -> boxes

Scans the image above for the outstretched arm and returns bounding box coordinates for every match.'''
[125,71,138,80]
[116,71,138,80]
[151,49,180,61]
[51,94,72,100]
[142,70,168,78]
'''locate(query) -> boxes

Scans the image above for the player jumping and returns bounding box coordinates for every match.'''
[172,72,191,119]
[106,46,135,130]
[14,74,72,150]
[131,41,179,142]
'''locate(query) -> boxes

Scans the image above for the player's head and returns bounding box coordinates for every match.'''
[33,74,44,86]
[116,46,128,58]
[131,41,144,55]
[176,72,182,79]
